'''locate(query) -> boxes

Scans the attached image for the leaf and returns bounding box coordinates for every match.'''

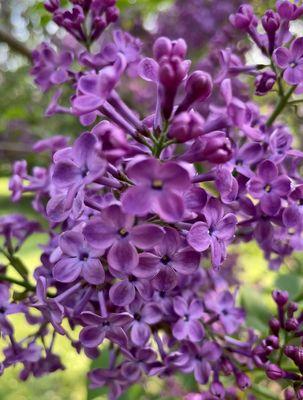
[275,273,301,299]
[9,256,29,280]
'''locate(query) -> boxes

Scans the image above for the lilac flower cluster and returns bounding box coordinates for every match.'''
[3,0,303,398]
[252,290,303,399]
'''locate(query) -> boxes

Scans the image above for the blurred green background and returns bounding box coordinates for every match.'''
[0,0,302,399]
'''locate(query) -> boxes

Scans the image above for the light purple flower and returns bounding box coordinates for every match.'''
[172,297,204,342]
[121,158,191,222]
[128,301,162,346]
[79,310,132,348]
[135,227,200,290]
[53,230,105,284]
[187,198,237,268]
[274,37,303,85]
[204,290,245,334]
[72,55,126,115]
[84,204,164,273]
[31,43,73,91]
[247,159,291,215]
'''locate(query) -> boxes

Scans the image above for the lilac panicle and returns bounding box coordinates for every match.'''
[4,0,303,399]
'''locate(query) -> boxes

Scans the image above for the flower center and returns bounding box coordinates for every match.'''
[81,168,89,178]
[118,228,129,238]
[290,61,297,68]
[152,179,163,190]
[264,184,271,193]
[161,255,171,265]
[134,312,141,321]
[79,252,89,261]
[183,314,189,322]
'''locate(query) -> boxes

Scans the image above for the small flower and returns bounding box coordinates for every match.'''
[274,37,303,85]
[247,160,291,216]
[187,198,237,268]
[53,230,105,284]
[121,158,191,222]
[172,296,204,342]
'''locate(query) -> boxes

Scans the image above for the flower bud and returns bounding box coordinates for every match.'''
[277,1,296,20]
[284,345,297,360]
[295,347,303,366]
[153,37,172,61]
[269,317,280,335]
[229,5,257,30]
[220,357,233,375]
[285,317,299,331]
[210,382,225,399]
[262,10,280,33]
[235,371,251,390]
[177,71,213,113]
[106,6,119,23]
[265,335,279,350]
[288,302,298,317]
[266,364,285,380]
[168,111,204,143]
[171,39,187,59]
[44,0,59,12]
[272,290,289,306]
[185,71,213,102]
[255,71,276,96]
[202,132,232,164]
[284,388,296,400]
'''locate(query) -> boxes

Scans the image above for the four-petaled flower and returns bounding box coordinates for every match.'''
[121,158,191,222]
[247,159,291,216]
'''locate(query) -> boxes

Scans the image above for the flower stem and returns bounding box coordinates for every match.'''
[0,274,35,291]
[266,86,296,127]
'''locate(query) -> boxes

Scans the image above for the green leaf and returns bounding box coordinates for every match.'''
[275,272,301,299]
[9,256,29,280]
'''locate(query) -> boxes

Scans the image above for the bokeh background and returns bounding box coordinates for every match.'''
[1,0,302,399]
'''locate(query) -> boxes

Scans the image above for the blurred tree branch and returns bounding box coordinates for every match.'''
[0,28,32,61]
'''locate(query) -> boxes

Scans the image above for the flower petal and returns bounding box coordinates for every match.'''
[187,222,211,252]
[82,259,105,285]
[53,257,81,283]
[107,241,139,274]
[130,224,164,249]
[109,280,136,306]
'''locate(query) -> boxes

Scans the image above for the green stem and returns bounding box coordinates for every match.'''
[0,275,35,291]
[266,86,296,127]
